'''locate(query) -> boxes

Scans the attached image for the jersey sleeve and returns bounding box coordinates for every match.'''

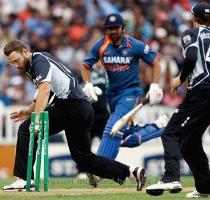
[33,58,52,86]
[181,29,198,56]
[133,40,157,65]
[180,29,198,82]
[83,41,101,68]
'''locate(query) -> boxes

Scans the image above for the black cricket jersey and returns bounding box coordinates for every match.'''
[181,26,210,90]
[28,52,87,100]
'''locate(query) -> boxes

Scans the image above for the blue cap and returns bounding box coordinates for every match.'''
[191,2,210,19]
[104,13,125,28]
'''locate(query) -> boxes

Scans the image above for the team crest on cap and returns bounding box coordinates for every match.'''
[109,16,116,22]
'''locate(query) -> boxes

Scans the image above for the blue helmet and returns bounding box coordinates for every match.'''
[104,13,125,28]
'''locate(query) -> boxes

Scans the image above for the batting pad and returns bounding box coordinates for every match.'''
[97,132,123,159]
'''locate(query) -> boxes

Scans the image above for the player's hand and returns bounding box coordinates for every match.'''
[10,109,31,122]
[146,83,163,105]
[171,76,182,95]
[82,82,102,102]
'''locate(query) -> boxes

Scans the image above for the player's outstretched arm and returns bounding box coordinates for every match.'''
[81,64,102,102]
[146,58,163,105]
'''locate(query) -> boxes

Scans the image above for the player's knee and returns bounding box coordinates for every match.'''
[180,142,193,159]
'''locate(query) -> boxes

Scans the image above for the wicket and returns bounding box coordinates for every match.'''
[26,111,49,192]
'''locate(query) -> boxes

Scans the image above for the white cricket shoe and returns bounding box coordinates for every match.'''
[3,178,35,192]
[146,181,182,196]
[154,114,169,128]
[186,190,210,198]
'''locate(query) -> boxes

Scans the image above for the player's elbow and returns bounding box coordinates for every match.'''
[150,58,161,69]
[37,82,51,96]
[185,47,198,62]
[82,63,90,70]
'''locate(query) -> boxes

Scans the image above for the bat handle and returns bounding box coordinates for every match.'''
[126,97,148,129]
[110,97,149,137]
[142,97,149,105]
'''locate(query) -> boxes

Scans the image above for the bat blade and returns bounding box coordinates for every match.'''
[110,98,149,137]
[110,103,143,137]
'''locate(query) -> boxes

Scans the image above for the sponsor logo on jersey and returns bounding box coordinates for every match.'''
[105,64,129,72]
[183,35,191,45]
[33,74,42,85]
[104,50,111,55]
[181,116,190,127]
[126,97,134,101]
[103,56,132,64]
[144,44,150,54]
[102,56,132,72]
[200,32,210,40]
[36,74,42,82]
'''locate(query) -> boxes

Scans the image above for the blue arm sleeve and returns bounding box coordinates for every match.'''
[133,40,157,65]
[83,40,101,68]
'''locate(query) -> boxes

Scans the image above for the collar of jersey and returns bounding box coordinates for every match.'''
[106,35,131,48]
[197,25,210,29]
[123,35,131,48]
[26,52,34,75]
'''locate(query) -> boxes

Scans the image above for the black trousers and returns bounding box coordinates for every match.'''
[14,98,129,184]
[161,128,181,182]
[161,89,210,193]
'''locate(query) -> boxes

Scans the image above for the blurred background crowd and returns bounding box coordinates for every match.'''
[0,0,204,108]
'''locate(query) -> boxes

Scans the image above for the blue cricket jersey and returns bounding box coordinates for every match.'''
[83,35,157,94]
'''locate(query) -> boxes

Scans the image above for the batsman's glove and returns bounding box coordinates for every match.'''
[146,83,163,105]
[82,82,102,102]
[34,121,39,136]
[29,118,39,136]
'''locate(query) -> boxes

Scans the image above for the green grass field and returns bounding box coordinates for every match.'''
[0,176,195,200]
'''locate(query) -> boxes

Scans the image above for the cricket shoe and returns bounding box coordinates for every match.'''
[146,181,182,196]
[132,167,146,191]
[87,173,101,188]
[3,178,35,192]
[186,190,210,198]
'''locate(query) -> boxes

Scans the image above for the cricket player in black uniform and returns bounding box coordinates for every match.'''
[147,2,210,198]
[2,39,146,192]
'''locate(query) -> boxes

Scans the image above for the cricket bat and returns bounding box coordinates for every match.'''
[110,98,149,137]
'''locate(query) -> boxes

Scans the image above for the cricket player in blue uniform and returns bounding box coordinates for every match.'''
[81,13,166,166]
